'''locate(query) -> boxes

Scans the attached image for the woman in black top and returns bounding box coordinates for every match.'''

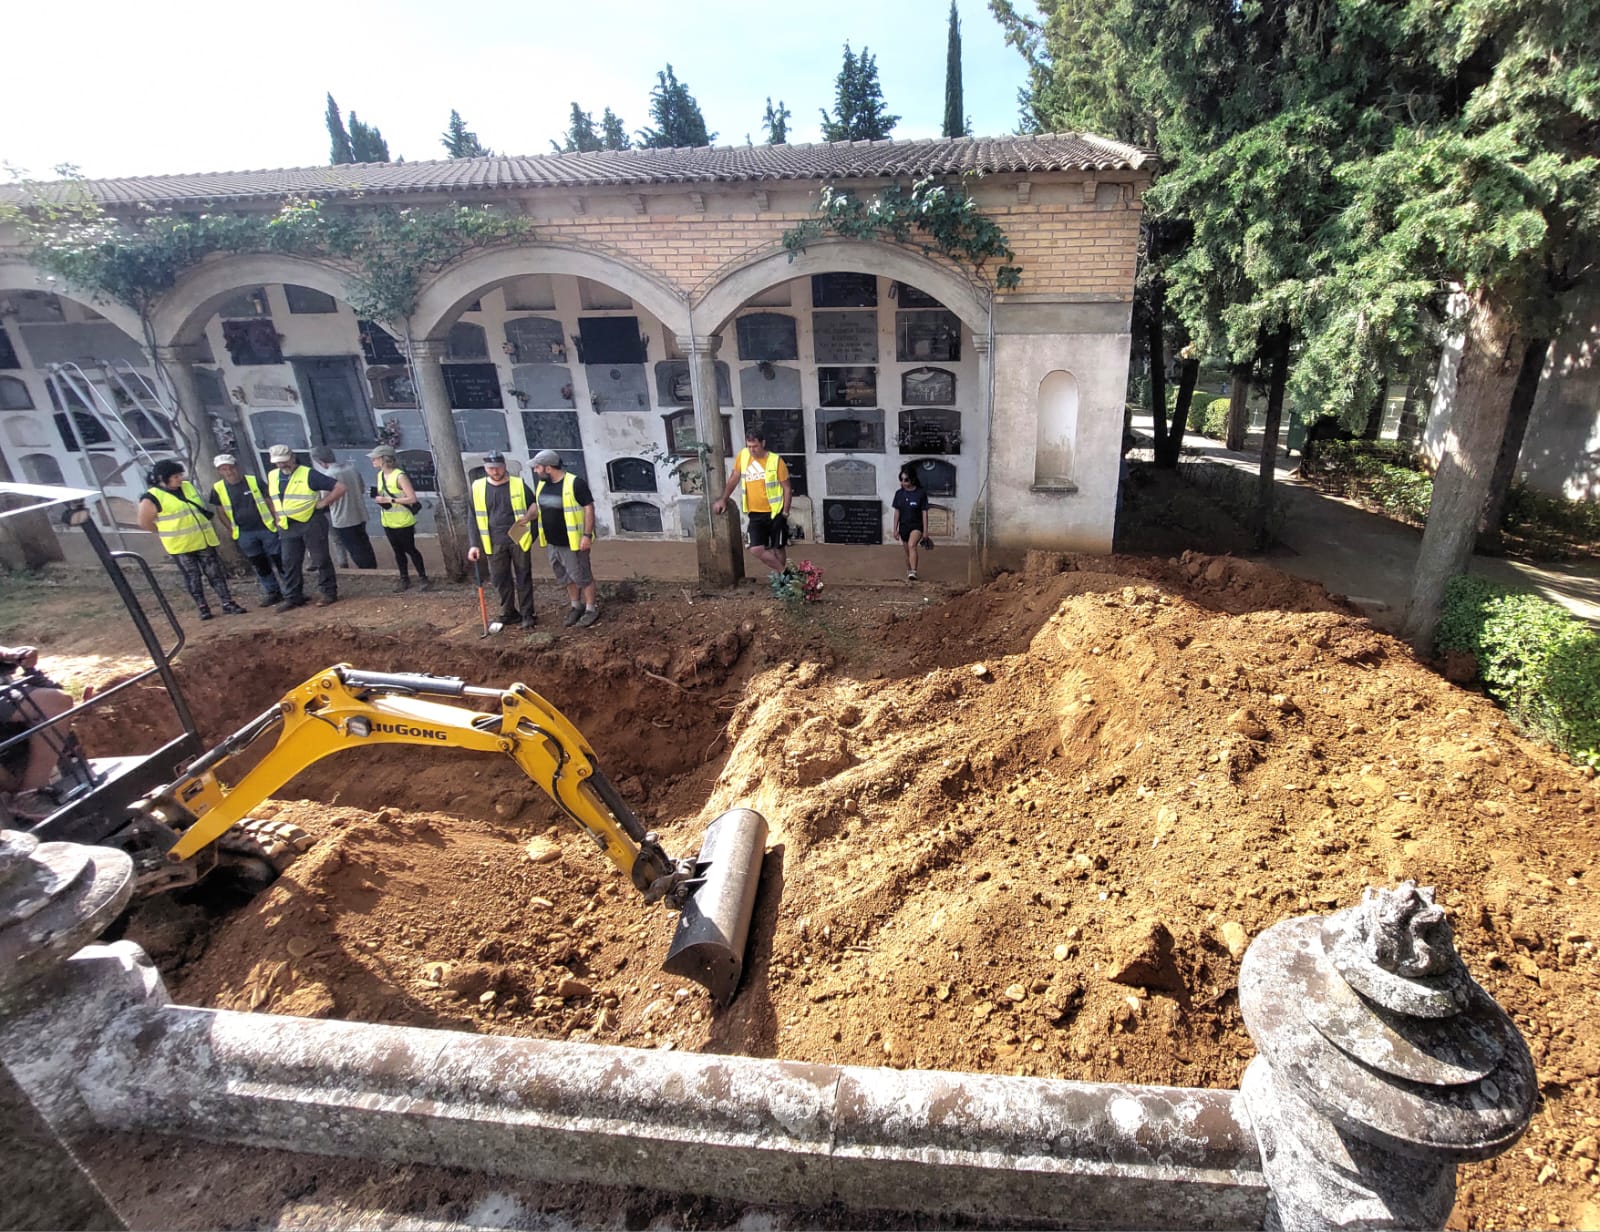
[891,466,930,581]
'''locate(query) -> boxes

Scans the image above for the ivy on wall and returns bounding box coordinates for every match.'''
[782,177,1022,290]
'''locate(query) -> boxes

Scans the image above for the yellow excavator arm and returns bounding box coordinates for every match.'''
[130,664,768,1002]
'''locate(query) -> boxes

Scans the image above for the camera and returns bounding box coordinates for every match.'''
[368,485,379,498]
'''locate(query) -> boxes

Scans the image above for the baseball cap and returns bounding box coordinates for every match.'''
[531,449,562,468]
[482,451,507,465]
[212,453,237,467]
[367,444,397,460]
[268,444,294,462]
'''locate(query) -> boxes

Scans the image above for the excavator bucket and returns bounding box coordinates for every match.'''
[662,807,768,1004]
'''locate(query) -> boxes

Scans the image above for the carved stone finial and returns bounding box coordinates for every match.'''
[1364,880,1452,977]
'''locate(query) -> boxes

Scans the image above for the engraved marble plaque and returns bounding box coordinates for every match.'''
[615,500,663,533]
[736,313,798,361]
[816,406,885,453]
[359,321,405,365]
[504,316,567,363]
[902,366,957,406]
[738,363,802,409]
[896,311,962,363]
[379,410,428,450]
[822,499,883,544]
[578,316,645,364]
[448,321,489,360]
[812,311,879,364]
[812,272,877,308]
[654,360,731,406]
[825,459,878,497]
[453,409,510,452]
[249,409,307,449]
[818,366,877,408]
[782,453,808,498]
[443,363,503,410]
[510,364,574,408]
[586,363,650,411]
[894,282,943,308]
[908,457,958,497]
[521,410,583,451]
[740,408,805,454]
[898,408,962,454]
[925,503,955,539]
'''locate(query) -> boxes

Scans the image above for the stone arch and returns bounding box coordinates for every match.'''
[693,239,991,338]
[0,260,145,342]
[411,244,688,342]
[149,252,362,347]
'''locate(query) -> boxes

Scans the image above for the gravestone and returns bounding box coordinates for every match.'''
[367,367,417,409]
[816,407,885,453]
[894,282,943,308]
[586,364,650,411]
[825,459,878,497]
[907,457,958,497]
[358,321,406,365]
[822,499,883,544]
[521,410,583,451]
[398,448,436,491]
[503,317,567,364]
[901,367,957,406]
[615,500,664,533]
[443,363,503,410]
[818,367,877,408]
[782,453,809,498]
[741,408,805,454]
[898,409,962,454]
[663,409,733,456]
[812,272,877,308]
[285,285,337,314]
[577,316,645,364]
[739,364,802,410]
[654,360,731,406]
[453,410,510,453]
[379,410,429,450]
[925,503,955,539]
[607,457,657,493]
[812,311,879,364]
[510,364,575,409]
[735,313,798,361]
[249,409,307,449]
[896,311,961,363]
[447,321,490,360]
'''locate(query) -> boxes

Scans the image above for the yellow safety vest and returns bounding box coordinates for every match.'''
[377,468,416,530]
[146,481,219,555]
[471,476,532,553]
[269,465,318,524]
[735,448,785,515]
[533,472,585,550]
[212,474,278,537]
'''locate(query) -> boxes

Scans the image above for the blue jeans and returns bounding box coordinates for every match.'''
[236,527,284,601]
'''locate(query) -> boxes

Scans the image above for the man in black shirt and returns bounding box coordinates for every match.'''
[466,451,536,628]
[210,453,285,607]
[266,444,344,611]
[529,449,599,627]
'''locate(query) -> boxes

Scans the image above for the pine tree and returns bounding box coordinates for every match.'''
[942,1,969,138]
[820,44,899,142]
[600,108,630,151]
[762,98,792,144]
[637,65,717,148]
[326,93,354,165]
[441,109,490,159]
[348,113,391,163]
[552,103,602,154]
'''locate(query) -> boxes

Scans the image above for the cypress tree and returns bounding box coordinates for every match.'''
[942,1,969,138]
[820,44,899,142]
[441,110,490,159]
[348,114,391,163]
[326,93,354,165]
[600,108,630,150]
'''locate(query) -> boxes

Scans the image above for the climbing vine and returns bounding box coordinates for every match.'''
[781,177,1022,290]
[8,184,534,324]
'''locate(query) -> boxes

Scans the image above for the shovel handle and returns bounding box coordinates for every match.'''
[473,555,489,634]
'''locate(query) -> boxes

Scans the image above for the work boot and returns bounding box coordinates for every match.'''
[276,599,306,614]
[576,607,600,628]
[261,593,283,609]
[222,601,248,615]
[563,605,583,627]
[417,577,433,592]
[313,595,336,607]
[520,613,537,629]
[393,578,411,593]
[197,608,214,621]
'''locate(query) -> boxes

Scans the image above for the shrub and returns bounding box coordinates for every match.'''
[1202,397,1231,438]
[1435,575,1600,768]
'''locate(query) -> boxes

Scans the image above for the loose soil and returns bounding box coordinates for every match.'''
[8,550,1600,1231]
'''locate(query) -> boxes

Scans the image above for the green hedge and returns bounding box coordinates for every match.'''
[1435,575,1600,769]
[1203,397,1231,438]
[1314,441,1432,524]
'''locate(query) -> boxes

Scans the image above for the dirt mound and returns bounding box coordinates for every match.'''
[118,556,1600,1230]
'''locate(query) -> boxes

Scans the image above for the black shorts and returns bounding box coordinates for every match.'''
[898,525,924,544]
[747,512,789,550]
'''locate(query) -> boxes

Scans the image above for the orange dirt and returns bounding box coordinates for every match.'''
[17,555,1600,1230]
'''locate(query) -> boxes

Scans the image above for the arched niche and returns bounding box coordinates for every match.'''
[607,457,657,493]
[1034,370,1079,489]
[0,375,33,410]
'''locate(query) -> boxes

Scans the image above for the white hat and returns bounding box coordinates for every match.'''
[212,453,237,467]
[531,449,563,468]
[268,444,294,462]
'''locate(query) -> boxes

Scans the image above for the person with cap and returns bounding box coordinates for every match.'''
[368,444,431,593]
[136,459,247,621]
[712,428,792,575]
[526,449,599,628]
[466,450,536,629]
[266,444,344,611]
[209,453,285,607]
[310,446,378,571]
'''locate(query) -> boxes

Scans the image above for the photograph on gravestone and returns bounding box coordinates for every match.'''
[654,360,732,407]
[503,316,567,364]
[607,457,657,493]
[816,406,885,453]
[811,311,879,364]
[521,410,584,451]
[896,311,962,363]
[577,316,646,364]
[901,366,957,406]
[893,282,944,309]
[739,407,805,454]
[782,453,808,498]
[509,365,574,408]
[358,320,406,366]
[818,366,877,408]
[811,272,877,308]
[898,408,962,454]
[585,363,650,411]
[453,409,511,453]
[738,363,802,410]
[615,500,664,534]
[443,363,503,410]
[910,457,958,497]
[398,449,437,491]
[221,319,282,366]
[822,498,883,544]
[735,313,799,361]
[825,458,878,497]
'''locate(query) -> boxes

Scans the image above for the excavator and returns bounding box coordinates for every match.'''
[0,483,766,1002]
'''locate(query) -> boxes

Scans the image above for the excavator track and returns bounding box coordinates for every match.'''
[220,817,315,875]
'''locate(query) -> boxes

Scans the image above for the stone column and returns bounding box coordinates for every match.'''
[969,332,992,587]
[409,339,471,582]
[153,345,242,567]
[679,333,744,588]
[1239,882,1537,1231]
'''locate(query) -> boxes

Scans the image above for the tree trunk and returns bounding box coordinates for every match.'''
[1400,289,1524,646]
[0,452,64,569]
[1476,337,1551,551]
[1360,370,1388,440]
[1147,282,1169,458]
[1155,356,1198,468]
[1225,363,1252,451]
[1253,326,1292,550]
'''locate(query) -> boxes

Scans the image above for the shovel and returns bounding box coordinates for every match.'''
[473,557,494,637]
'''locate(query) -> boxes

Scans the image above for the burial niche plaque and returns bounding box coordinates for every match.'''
[453,410,510,453]
[902,366,956,406]
[735,313,798,361]
[898,409,962,454]
[740,408,805,454]
[894,282,944,308]
[818,366,877,408]
[896,311,962,363]
[825,459,878,497]
[812,272,878,308]
[586,364,650,411]
[812,311,879,364]
[654,360,731,407]
[816,406,885,453]
[909,457,958,497]
[443,363,503,410]
[739,363,802,409]
[521,410,583,451]
[504,316,567,364]
[822,499,883,544]
[577,316,646,364]
[510,364,574,408]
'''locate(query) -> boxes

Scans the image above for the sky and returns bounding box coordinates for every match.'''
[4,0,1033,181]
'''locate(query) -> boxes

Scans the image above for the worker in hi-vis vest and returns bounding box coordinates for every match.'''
[713,428,792,574]
[266,443,344,611]
[466,450,537,629]
[209,452,284,607]
[137,458,247,621]
[527,448,599,628]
